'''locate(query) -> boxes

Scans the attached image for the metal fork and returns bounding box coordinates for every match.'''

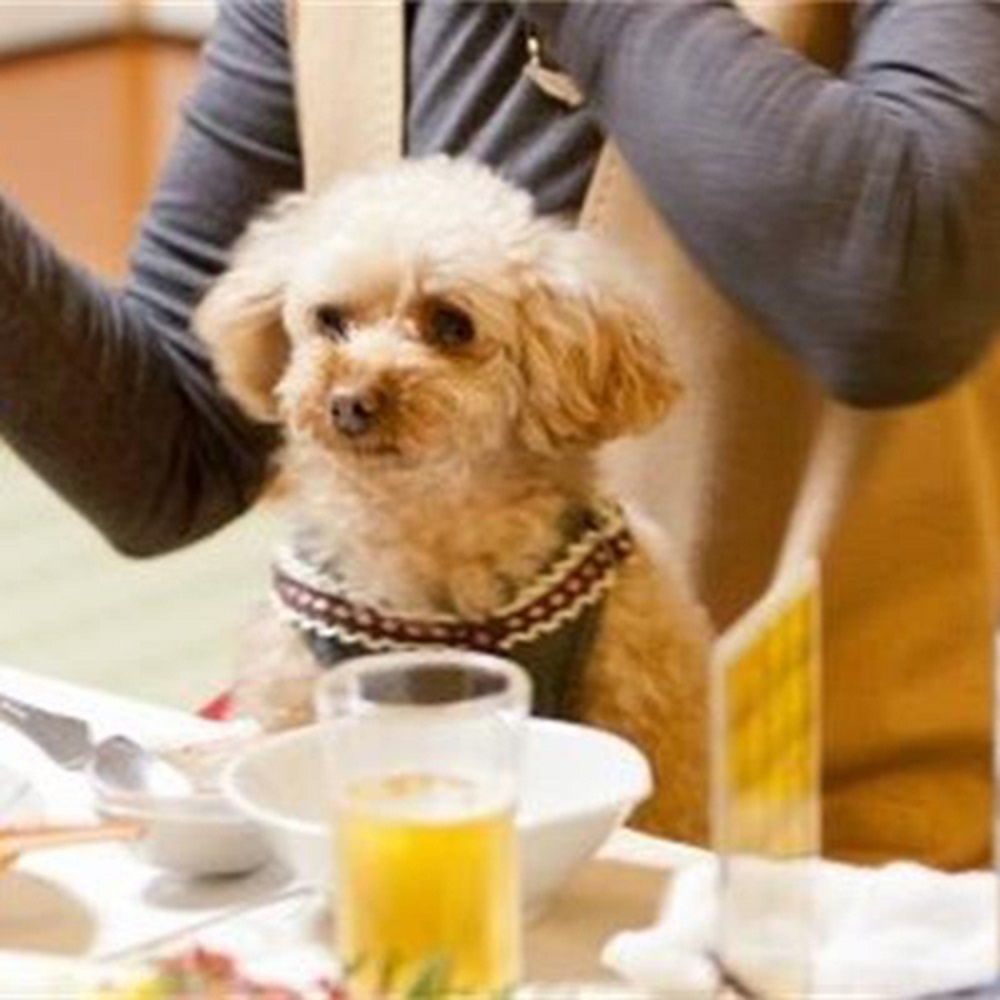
[0,692,192,796]
[0,693,93,769]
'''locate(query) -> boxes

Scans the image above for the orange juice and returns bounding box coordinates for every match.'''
[335,774,520,997]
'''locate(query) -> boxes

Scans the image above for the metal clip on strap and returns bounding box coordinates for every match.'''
[524,32,584,109]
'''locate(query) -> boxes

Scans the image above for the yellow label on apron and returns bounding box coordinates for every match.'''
[712,562,821,994]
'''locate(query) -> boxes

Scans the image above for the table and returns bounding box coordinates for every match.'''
[0,666,704,989]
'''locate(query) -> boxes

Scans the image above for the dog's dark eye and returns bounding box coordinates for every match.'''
[315,304,348,340]
[428,304,475,349]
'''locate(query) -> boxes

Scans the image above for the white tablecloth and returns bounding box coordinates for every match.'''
[0,665,702,987]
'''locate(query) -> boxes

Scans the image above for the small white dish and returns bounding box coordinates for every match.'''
[87,729,274,879]
[222,718,652,910]
[93,785,272,878]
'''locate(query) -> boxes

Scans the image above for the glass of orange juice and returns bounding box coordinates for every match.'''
[315,650,530,998]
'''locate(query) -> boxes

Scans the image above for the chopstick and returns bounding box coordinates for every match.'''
[0,820,146,869]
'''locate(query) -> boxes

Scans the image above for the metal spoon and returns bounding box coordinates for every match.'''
[0,694,271,877]
[0,693,193,798]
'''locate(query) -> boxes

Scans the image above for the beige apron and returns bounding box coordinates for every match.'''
[291,0,999,868]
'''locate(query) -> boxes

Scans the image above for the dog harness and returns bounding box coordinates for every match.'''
[271,502,635,718]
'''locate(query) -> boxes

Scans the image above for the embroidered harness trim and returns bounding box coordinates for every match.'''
[272,502,635,655]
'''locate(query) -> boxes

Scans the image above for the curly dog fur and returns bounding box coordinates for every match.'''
[195,157,710,844]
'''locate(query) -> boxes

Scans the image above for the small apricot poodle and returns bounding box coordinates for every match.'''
[195,157,710,843]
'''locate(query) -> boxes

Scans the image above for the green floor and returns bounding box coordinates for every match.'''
[0,448,279,710]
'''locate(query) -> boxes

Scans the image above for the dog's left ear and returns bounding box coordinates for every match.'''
[517,229,681,454]
[195,192,312,424]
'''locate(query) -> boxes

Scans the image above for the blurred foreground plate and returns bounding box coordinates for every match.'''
[0,952,103,995]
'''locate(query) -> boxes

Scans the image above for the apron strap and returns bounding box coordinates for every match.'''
[775,405,876,582]
[581,0,861,583]
[743,1,863,581]
[289,0,405,194]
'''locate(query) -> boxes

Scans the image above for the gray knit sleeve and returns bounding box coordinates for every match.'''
[523,0,1000,406]
[0,0,299,555]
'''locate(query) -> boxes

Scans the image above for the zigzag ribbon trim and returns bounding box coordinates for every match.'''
[272,502,634,654]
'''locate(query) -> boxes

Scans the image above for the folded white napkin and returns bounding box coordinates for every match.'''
[603,857,997,998]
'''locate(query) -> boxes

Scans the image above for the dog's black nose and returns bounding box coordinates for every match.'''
[330,389,380,437]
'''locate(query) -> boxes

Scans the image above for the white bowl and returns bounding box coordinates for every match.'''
[222,718,651,910]
[94,786,272,878]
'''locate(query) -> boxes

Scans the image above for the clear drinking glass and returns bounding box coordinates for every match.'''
[315,650,530,998]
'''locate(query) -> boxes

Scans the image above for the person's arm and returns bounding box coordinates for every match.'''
[0,0,299,556]
[521,0,1000,407]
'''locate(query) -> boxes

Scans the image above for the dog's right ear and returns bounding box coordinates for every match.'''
[194,193,311,423]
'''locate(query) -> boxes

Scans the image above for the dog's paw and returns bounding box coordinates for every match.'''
[234,672,318,733]
[232,606,321,732]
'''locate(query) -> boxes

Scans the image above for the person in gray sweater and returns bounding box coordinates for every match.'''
[1,0,999,559]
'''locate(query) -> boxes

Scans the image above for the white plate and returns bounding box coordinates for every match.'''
[223,718,652,912]
[0,952,103,995]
